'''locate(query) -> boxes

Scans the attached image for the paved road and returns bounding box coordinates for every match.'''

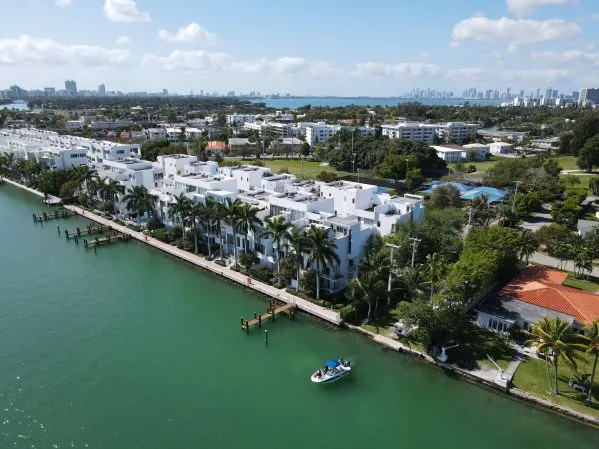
[519,212,552,233]
[530,251,599,278]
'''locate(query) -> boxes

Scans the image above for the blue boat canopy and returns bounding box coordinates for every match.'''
[325,359,341,368]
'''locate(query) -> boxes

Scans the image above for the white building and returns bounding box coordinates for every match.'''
[489,142,513,155]
[218,165,273,192]
[462,143,491,160]
[437,122,479,143]
[381,122,438,143]
[432,145,463,163]
[305,123,341,146]
[227,114,256,127]
[147,128,167,140]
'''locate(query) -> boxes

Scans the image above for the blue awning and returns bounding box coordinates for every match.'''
[325,359,341,368]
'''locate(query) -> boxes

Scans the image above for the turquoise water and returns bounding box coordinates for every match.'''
[251,98,503,108]
[1,184,598,448]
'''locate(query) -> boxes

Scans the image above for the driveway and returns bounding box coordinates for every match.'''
[519,212,552,233]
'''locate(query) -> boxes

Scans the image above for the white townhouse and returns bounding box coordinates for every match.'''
[432,145,463,163]
[147,128,167,140]
[100,158,164,192]
[226,114,256,127]
[218,165,273,192]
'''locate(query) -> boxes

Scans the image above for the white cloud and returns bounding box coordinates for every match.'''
[531,49,599,64]
[452,16,580,49]
[507,0,576,17]
[591,13,599,20]
[55,0,73,7]
[143,50,231,71]
[353,62,441,77]
[115,36,131,45]
[0,35,130,67]
[144,50,333,77]
[158,23,215,43]
[103,0,150,23]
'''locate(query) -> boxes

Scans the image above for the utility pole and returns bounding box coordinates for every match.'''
[409,237,421,268]
[351,132,355,177]
[467,207,473,228]
[385,243,400,306]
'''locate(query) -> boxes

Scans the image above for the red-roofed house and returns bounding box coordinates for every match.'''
[475,266,599,334]
[207,141,227,153]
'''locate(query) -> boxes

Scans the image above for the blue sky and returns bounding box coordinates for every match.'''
[1,0,598,95]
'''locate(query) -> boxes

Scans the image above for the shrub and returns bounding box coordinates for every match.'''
[277,167,290,174]
[250,160,265,167]
[316,171,337,182]
[299,270,317,297]
[239,252,259,269]
[214,259,226,267]
[126,224,142,232]
[248,264,273,282]
[147,217,163,231]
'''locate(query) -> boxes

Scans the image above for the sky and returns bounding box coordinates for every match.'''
[1,0,598,96]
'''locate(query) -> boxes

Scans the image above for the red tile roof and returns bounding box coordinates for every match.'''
[207,141,227,150]
[501,266,599,324]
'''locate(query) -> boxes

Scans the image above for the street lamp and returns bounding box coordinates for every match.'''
[385,243,400,305]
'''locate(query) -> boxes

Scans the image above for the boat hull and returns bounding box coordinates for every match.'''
[310,365,351,384]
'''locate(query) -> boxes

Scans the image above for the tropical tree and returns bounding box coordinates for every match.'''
[345,271,386,323]
[469,195,494,228]
[286,226,309,291]
[425,253,447,300]
[188,202,203,254]
[100,178,125,215]
[200,198,221,258]
[237,202,263,254]
[397,266,426,300]
[123,186,157,225]
[526,318,584,395]
[516,229,539,266]
[261,216,292,283]
[169,193,193,237]
[582,321,599,403]
[306,226,340,300]
[222,198,243,267]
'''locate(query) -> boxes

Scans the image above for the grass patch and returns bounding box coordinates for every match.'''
[449,324,517,371]
[559,173,591,194]
[512,356,599,418]
[449,155,499,173]
[552,155,580,171]
[562,274,599,293]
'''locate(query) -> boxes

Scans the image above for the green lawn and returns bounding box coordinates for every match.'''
[449,156,500,173]
[448,324,517,371]
[562,274,599,293]
[512,356,599,418]
[560,174,591,194]
[552,155,580,171]
[227,158,354,179]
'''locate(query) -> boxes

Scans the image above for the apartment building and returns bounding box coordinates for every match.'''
[437,122,479,143]
[381,122,438,143]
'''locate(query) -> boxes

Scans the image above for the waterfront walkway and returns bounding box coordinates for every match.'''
[63,205,342,325]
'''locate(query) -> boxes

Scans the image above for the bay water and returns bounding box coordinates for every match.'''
[1,185,597,448]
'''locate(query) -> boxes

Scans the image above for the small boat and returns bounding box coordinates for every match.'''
[310,359,351,384]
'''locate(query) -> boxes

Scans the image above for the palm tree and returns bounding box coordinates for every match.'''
[169,193,193,237]
[200,198,221,258]
[101,178,125,215]
[397,266,426,301]
[425,253,447,300]
[345,271,386,323]
[222,198,243,267]
[286,226,309,292]
[470,194,493,228]
[123,186,157,225]
[306,226,340,300]
[496,203,512,227]
[582,320,599,403]
[526,318,584,395]
[188,202,204,254]
[517,229,539,266]
[237,203,263,255]
[261,216,292,283]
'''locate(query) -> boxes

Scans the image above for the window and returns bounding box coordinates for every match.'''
[255,243,265,254]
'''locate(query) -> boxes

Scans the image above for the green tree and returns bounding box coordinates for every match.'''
[543,158,562,177]
[261,216,291,284]
[405,168,424,191]
[590,176,599,196]
[526,318,584,395]
[123,186,157,225]
[286,226,309,292]
[516,229,539,265]
[425,253,447,300]
[581,321,599,403]
[168,193,193,238]
[237,202,263,255]
[427,185,462,210]
[578,135,599,172]
[378,154,410,186]
[551,198,581,229]
[100,178,125,215]
[306,226,340,300]
[344,271,385,323]
[222,198,243,268]
[570,114,599,155]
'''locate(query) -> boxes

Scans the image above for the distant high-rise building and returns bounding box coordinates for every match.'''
[535,88,540,99]
[506,87,511,99]
[580,88,599,105]
[98,84,106,96]
[65,80,77,96]
[552,89,558,99]
[572,91,580,102]
[44,87,56,97]
[545,88,552,99]
[162,89,168,96]
[9,85,27,100]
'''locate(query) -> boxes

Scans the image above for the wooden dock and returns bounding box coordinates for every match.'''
[83,232,132,249]
[65,224,111,239]
[32,209,77,222]
[241,300,295,333]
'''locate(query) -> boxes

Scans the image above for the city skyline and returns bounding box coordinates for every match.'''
[0,0,598,95]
